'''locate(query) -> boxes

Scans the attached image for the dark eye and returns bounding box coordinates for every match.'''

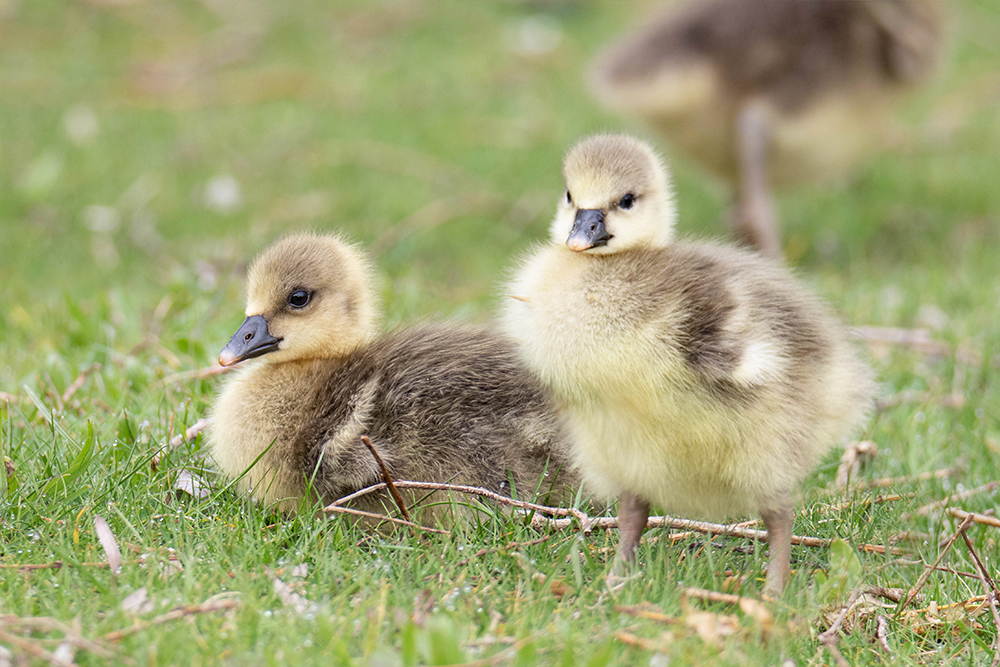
[288,289,311,308]
[566,190,573,205]
[619,193,635,210]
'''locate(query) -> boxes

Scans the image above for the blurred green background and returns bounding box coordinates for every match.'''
[2,0,998,382]
[2,0,1000,663]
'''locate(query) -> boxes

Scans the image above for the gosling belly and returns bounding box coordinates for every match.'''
[567,401,796,519]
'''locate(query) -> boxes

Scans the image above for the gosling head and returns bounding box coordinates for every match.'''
[552,134,677,254]
[218,233,379,367]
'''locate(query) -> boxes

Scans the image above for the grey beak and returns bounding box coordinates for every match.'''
[219,315,282,366]
[567,209,612,252]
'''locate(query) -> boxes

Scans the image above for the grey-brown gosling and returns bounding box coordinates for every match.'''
[501,135,876,595]
[210,232,578,518]
[590,0,944,258]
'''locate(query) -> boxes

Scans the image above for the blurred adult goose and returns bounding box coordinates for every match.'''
[210,233,578,518]
[501,135,876,594]
[590,0,944,258]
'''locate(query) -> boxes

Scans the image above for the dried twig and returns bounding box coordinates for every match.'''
[856,326,981,364]
[0,616,121,661]
[324,505,449,535]
[156,365,233,387]
[615,604,676,623]
[101,596,241,642]
[373,193,506,253]
[899,514,975,614]
[876,390,965,410]
[60,363,102,405]
[948,508,1000,530]
[436,634,538,667]
[0,627,78,666]
[961,534,999,596]
[876,615,892,654]
[905,482,999,519]
[533,514,904,554]
[330,481,591,523]
[151,418,211,469]
[0,562,110,571]
[359,435,411,522]
[860,466,963,490]
[825,493,912,513]
[613,630,669,652]
[961,531,1000,667]
[835,440,878,489]
[682,588,761,606]
[331,482,901,556]
[892,558,979,581]
[818,588,864,667]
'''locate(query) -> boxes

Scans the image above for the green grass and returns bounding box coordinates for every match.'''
[2,0,1000,664]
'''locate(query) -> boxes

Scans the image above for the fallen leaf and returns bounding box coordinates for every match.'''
[174,469,211,499]
[684,610,740,646]
[52,641,74,666]
[121,587,154,615]
[836,440,878,489]
[94,515,122,575]
[738,597,774,630]
[549,579,572,598]
[272,576,319,617]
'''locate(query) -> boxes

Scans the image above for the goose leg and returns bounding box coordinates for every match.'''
[607,492,650,588]
[617,491,651,564]
[734,102,782,260]
[761,504,794,597]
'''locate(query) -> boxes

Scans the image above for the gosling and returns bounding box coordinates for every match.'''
[501,135,876,595]
[210,233,578,519]
[590,0,944,258]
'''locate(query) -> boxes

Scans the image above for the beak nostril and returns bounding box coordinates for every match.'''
[244,332,254,342]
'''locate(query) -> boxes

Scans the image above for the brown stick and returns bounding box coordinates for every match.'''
[876,390,965,410]
[861,466,962,490]
[534,514,905,554]
[905,482,999,518]
[332,481,902,554]
[156,365,233,386]
[891,558,980,581]
[0,627,79,666]
[61,363,102,405]
[0,616,122,660]
[682,587,765,607]
[151,418,212,469]
[101,597,241,643]
[876,615,892,654]
[359,435,411,522]
[330,481,591,523]
[324,505,449,535]
[948,508,1000,529]
[824,493,912,513]
[818,587,864,667]
[615,605,677,624]
[961,533,1000,596]
[613,630,669,652]
[899,514,975,614]
[0,561,110,571]
[856,326,981,364]
[962,532,1000,667]
[436,634,538,667]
